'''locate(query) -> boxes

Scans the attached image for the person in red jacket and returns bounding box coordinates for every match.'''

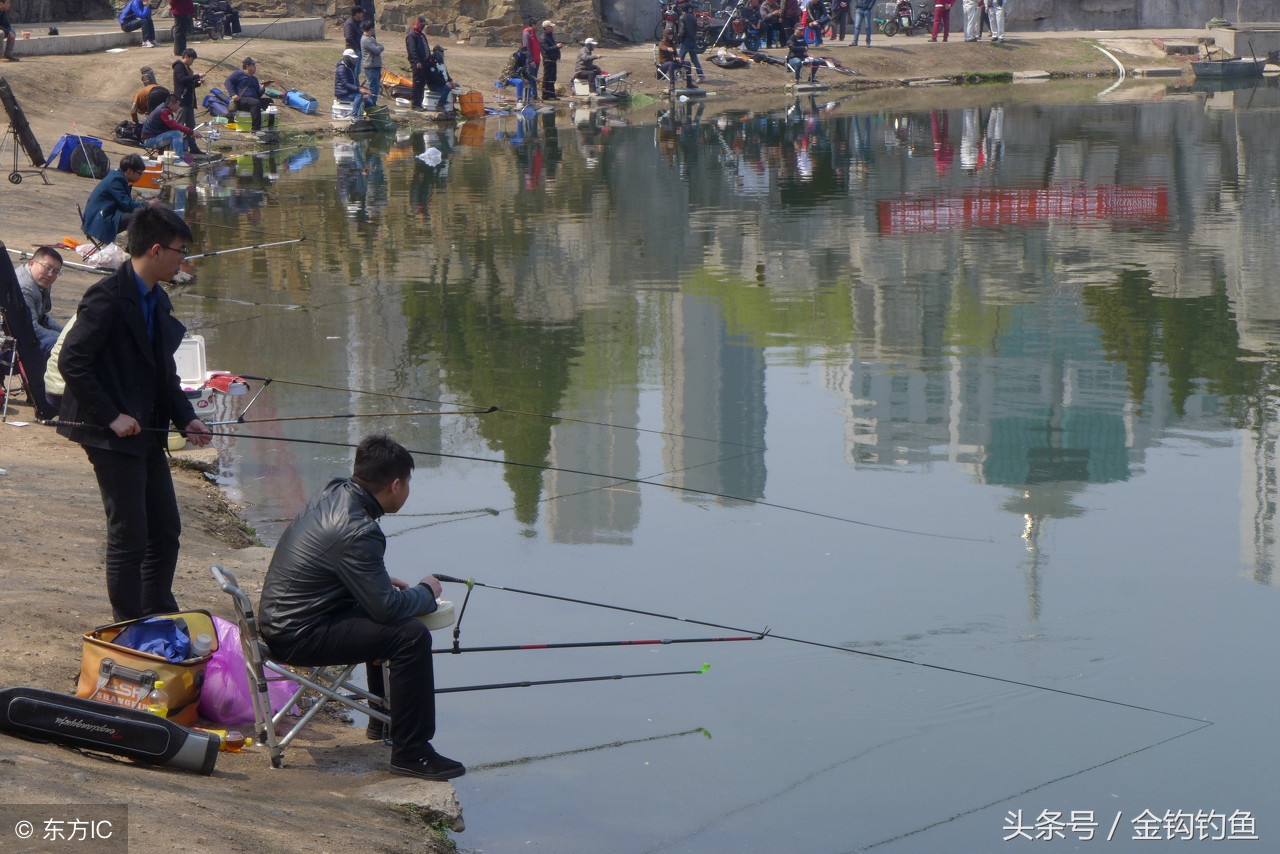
[169,0,194,56]
[930,0,954,41]
[521,19,541,99]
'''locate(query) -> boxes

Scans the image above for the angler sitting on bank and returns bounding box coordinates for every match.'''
[334,48,371,119]
[786,27,821,83]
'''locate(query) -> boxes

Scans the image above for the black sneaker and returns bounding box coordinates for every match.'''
[390,748,466,781]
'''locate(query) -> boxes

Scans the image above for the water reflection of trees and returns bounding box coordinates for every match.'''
[1082,265,1261,419]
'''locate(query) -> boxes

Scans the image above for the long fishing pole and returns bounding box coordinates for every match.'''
[433,574,1211,725]
[203,406,496,427]
[437,663,710,694]
[186,236,305,261]
[200,10,291,78]
[434,635,762,655]
[32,422,985,542]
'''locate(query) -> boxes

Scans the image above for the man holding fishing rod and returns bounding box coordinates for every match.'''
[57,205,212,621]
[258,434,466,782]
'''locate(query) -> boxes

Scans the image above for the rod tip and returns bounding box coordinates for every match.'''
[698,663,711,674]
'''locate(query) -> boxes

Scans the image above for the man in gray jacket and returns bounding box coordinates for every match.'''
[258,434,465,781]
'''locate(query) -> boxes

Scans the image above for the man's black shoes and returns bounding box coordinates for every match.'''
[390,747,466,781]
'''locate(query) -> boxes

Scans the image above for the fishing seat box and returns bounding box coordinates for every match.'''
[74,610,219,727]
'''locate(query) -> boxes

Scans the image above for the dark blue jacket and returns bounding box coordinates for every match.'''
[81,170,146,245]
[334,60,361,99]
[224,68,263,100]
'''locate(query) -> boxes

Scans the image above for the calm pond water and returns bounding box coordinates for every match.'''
[173,78,1280,852]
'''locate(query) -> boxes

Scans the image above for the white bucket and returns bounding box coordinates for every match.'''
[418,600,455,631]
[331,99,354,120]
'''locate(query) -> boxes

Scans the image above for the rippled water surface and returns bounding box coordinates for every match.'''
[175,79,1280,852]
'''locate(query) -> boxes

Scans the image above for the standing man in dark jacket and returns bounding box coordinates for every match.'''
[171,48,203,132]
[539,20,563,100]
[58,206,212,621]
[406,15,431,111]
[169,0,194,56]
[259,434,465,782]
[677,3,705,83]
[343,5,363,52]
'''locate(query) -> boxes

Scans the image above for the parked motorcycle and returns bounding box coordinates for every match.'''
[882,0,932,36]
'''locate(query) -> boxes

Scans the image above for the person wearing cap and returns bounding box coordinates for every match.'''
[677,2,706,83]
[335,48,371,118]
[360,18,385,104]
[539,20,563,100]
[424,44,459,114]
[406,15,431,111]
[224,56,273,133]
[575,38,604,92]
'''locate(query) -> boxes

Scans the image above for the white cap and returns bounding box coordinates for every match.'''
[542,19,554,27]
[583,37,597,46]
[342,48,358,60]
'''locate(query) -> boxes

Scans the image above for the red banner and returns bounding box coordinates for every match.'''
[878,186,1169,234]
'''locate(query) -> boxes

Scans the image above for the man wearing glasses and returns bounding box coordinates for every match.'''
[57,206,212,621]
[81,154,160,248]
[15,247,64,355]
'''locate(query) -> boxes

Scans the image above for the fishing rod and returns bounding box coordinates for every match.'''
[185,236,306,261]
[32,422,984,542]
[437,663,710,694]
[433,574,1211,725]
[434,634,763,655]
[200,10,291,79]
[203,405,497,427]
[474,726,709,771]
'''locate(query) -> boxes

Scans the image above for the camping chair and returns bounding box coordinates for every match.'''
[653,44,688,98]
[210,565,390,768]
[75,203,110,256]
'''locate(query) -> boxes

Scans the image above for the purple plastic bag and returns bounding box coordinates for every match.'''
[198,616,296,725]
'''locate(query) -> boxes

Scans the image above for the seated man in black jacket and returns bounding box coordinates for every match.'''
[258,434,465,781]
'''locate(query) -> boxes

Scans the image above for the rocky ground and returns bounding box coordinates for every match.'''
[0,27,1195,854]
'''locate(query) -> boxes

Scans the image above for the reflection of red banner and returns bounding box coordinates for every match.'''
[877,186,1169,234]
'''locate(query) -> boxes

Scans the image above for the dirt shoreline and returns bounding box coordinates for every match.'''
[0,31,1189,853]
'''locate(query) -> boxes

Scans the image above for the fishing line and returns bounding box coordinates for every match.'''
[474,726,710,771]
[168,428,982,542]
[385,447,766,538]
[438,664,710,694]
[856,721,1215,852]
[433,574,1212,726]
[199,11,291,78]
[202,407,495,427]
[37,419,979,541]
[234,375,768,452]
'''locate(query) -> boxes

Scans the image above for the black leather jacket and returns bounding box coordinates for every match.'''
[259,478,436,644]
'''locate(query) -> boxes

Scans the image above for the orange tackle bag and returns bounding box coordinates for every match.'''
[75,610,219,727]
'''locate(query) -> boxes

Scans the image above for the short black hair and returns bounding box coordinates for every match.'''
[351,4,363,13]
[119,153,147,173]
[31,245,62,266]
[181,47,197,59]
[362,19,374,31]
[125,205,192,258]
[353,434,415,492]
[242,56,256,68]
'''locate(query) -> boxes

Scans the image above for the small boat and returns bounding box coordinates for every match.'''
[1191,57,1267,79]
